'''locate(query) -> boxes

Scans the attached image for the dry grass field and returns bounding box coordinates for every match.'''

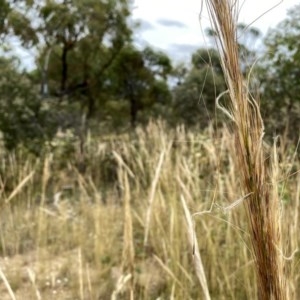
[0,122,299,299]
[0,0,299,299]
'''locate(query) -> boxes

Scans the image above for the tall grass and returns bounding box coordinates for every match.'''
[0,122,298,299]
[205,0,289,298]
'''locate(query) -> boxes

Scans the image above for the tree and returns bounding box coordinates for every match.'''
[172,48,226,127]
[0,56,57,151]
[0,0,10,39]
[172,24,261,128]
[260,5,300,138]
[3,0,133,119]
[0,0,135,150]
[2,1,38,47]
[171,63,188,86]
[106,46,172,127]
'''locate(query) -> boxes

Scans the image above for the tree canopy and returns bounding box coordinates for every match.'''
[259,5,300,137]
[0,1,299,151]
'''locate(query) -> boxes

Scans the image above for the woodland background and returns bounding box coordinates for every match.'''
[0,1,300,299]
[0,0,299,153]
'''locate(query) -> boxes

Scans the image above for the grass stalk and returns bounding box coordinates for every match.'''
[144,149,166,247]
[121,169,135,299]
[181,194,211,300]
[205,0,287,298]
[0,267,16,300]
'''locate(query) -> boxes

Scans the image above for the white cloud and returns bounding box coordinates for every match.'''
[133,0,299,61]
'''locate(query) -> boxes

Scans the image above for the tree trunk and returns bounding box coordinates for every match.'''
[61,45,68,93]
[87,93,95,119]
[130,97,137,127]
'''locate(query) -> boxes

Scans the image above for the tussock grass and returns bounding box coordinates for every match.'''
[0,122,298,299]
[204,0,290,298]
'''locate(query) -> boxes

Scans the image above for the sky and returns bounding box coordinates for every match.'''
[132,0,300,63]
[12,0,300,70]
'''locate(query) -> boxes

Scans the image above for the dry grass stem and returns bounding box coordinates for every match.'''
[181,195,211,300]
[5,171,35,204]
[0,121,298,298]
[205,0,288,298]
[0,267,16,300]
[144,149,167,247]
[121,169,135,299]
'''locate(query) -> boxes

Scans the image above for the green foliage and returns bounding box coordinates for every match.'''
[28,0,174,127]
[0,0,299,149]
[260,5,300,138]
[0,0,10,36]
[2,2,173,142]
[191,48,222,74]
[7,10,38,46]
[172,48,226,127]
[18,0,133,119]
[142,46,173,79]
[0,57,57,152]
[171,23,261,128]
[265,7,300,91]
[106,46,172,126]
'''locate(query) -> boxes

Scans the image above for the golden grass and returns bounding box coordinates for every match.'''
[204,1,289,298]
[0,122,298,299]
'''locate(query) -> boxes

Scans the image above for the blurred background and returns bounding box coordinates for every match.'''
[0,0,299,152]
